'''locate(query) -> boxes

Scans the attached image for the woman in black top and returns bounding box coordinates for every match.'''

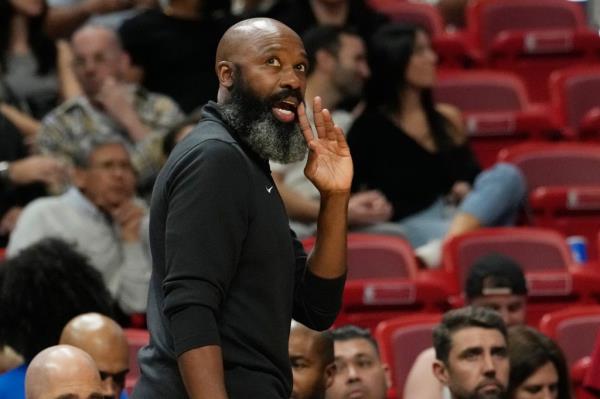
[347,24,525,264]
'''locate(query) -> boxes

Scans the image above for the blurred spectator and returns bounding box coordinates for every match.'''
[44,0,159,39]
[60,313,129,399]
[432,306,509,399]
[119,0,233,113]
[231,0,273,15]
[25,345,104,399]
[289,321,335,399]
[325,325,390,399]
[0,0,59,119]
[0,237,114,399]
[347,24,525,266]
[161,109,202,158]
[507,326,571,399]
[271,25,404,238]
[7,137,151,315]
[0,114,68,246]
[265,0,388,42]
[404,253,528,399]
[37,24,184,190]
[583,331,600,396]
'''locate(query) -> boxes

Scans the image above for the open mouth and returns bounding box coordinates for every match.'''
[272,98,298,123]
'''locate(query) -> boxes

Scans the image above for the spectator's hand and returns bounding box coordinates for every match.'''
[95,77,135,120]
[0,207,22,235]
[111,200,145,242]
[8,155,69,187]
[299,97,353,195]
[447,181,471,204]
[347,190,393,225]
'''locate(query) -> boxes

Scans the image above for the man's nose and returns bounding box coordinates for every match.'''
[346,364,360,382]
[482,353,496,377]
[280,66,302,90]
[101,377,118,399]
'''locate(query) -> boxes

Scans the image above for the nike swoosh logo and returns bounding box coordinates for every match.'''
[266,185,274,193]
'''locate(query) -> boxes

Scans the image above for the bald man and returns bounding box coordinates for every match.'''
[289,322,335,399]
[25,345,104,399]
[60,313,129,399]
[133,17,351,399]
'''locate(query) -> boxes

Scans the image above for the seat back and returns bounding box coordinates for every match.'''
[468,0,586,52]
[368,0,444,37]
[550,66,600,138]
[499,142,600,190]
[303,234,418,280]
[539,305,600,366]
[375,313,442,398]
[124,328,150,394]
[435,70,527,112]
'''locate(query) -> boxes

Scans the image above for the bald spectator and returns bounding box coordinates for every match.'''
[37,24,184,190]
[60,313,129,399]
[289,321,335,399]
[25,345,104,399]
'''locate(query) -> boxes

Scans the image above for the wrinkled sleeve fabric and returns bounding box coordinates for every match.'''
[161,140,250,356]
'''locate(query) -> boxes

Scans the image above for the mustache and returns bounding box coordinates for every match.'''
[269,88,303,106]
[475,379,505,393]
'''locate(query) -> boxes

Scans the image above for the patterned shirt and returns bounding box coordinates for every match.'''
[37,85,184,186]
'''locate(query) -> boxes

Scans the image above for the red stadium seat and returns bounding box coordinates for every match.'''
[467,0,600,102]
[124,328,150,395]
[550,65,600,140]
[374,313,442,399]
[442,227,600,326]
[434,70,555,167]
[539,305,600,367]
[303,234,449,329]
[499,142,600,259]
[368,0,479,69]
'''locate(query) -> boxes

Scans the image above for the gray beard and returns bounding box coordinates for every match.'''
[220,100,308,164]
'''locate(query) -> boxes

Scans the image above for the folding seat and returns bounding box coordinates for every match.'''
[368,0,479,69]
[434,70,555,167]
[124,328,150,394]
[499,142,600,259]
[442,227,600,326]
[467,0,600,102]
[374,313,442,399]
[302,234,449,330]
[549,65,600,140]
[539,305,600,367]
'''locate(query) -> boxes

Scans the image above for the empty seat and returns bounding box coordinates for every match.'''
[539,305,600,367]
[467,0,600,102]
[303,234,448,329]
[374,313,442,399]
[499,142,600,259]
[434,70,555,167]
[550,65,600,139]
[442,227,600,325]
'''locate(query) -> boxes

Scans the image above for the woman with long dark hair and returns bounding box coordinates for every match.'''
[508,326,571,399]
[0,0,59,119]
[346,23,525,265]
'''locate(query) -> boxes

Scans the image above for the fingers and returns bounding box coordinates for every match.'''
[312,96,326,139]
[322,108,336,141]
[297,102,314,144]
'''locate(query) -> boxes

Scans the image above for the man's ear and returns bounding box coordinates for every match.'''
[216,61,236,89]
[432,360,450,386]
[72,167,87,190]
[324,362,336,389]
[382,363,392,389]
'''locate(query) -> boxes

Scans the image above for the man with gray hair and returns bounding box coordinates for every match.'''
[7,137,151,315]
[37,24,183,189]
